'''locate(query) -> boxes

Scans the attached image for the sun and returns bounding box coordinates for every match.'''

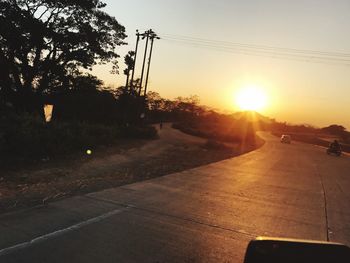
[235,85,268,112]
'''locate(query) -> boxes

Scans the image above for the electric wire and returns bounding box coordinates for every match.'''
[159,33,350,66]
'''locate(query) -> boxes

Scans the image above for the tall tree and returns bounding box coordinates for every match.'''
[123,51,135,89]
[322,124,346,135]
[146,91,163,111]
[0,0,126,112]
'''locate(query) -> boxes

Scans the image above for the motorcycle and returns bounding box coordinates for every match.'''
[326,145,342,156]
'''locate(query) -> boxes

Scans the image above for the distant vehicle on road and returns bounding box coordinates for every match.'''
[280,134,291,144]
[327,140,342,156]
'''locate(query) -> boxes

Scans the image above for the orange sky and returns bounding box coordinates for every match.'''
[93,0,350,129]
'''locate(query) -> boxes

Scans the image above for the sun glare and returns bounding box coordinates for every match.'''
[235,85,268,112]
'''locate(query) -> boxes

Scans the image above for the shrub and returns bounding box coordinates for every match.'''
[0,113,157,163]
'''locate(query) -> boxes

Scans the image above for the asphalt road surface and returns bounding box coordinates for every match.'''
[0,132,349,262]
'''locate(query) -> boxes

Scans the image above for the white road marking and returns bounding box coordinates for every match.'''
[0,208,126,257]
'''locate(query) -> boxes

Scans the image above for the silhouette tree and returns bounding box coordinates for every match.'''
[70,74,104,93]
[322,125,346,135]
[174,95,201,117]
[322,124,350,143]
[0,0,126,112]
[146,91,163,111]
[123,51,135,89]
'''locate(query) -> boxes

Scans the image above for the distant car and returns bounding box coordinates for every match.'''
[280,134,291,144]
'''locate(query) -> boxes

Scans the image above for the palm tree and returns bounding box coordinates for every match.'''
[123,51,136,89]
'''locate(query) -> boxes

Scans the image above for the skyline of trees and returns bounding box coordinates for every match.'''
[0,0,126,112]
[0,0,348,134]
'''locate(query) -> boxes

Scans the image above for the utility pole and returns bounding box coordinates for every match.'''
[129,29,160,123]
[138,29,151,96]
[130,30,140,91]
[144,32,160,97]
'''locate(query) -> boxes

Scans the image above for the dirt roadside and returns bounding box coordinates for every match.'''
[0,123,264,214]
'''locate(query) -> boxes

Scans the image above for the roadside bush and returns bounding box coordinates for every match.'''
[0,113,157,164]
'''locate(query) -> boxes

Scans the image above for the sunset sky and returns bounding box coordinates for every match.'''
[94,0,350,129]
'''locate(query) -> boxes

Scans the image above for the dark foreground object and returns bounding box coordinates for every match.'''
[244,237,350,263]
[326,147,342,156]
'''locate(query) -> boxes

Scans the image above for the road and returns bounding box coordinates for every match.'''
[0,132,349,262]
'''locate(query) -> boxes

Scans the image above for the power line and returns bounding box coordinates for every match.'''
[159,33,350,66]
[162,38,350,66]
[162,36,350,63]
[161,33,350,58]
